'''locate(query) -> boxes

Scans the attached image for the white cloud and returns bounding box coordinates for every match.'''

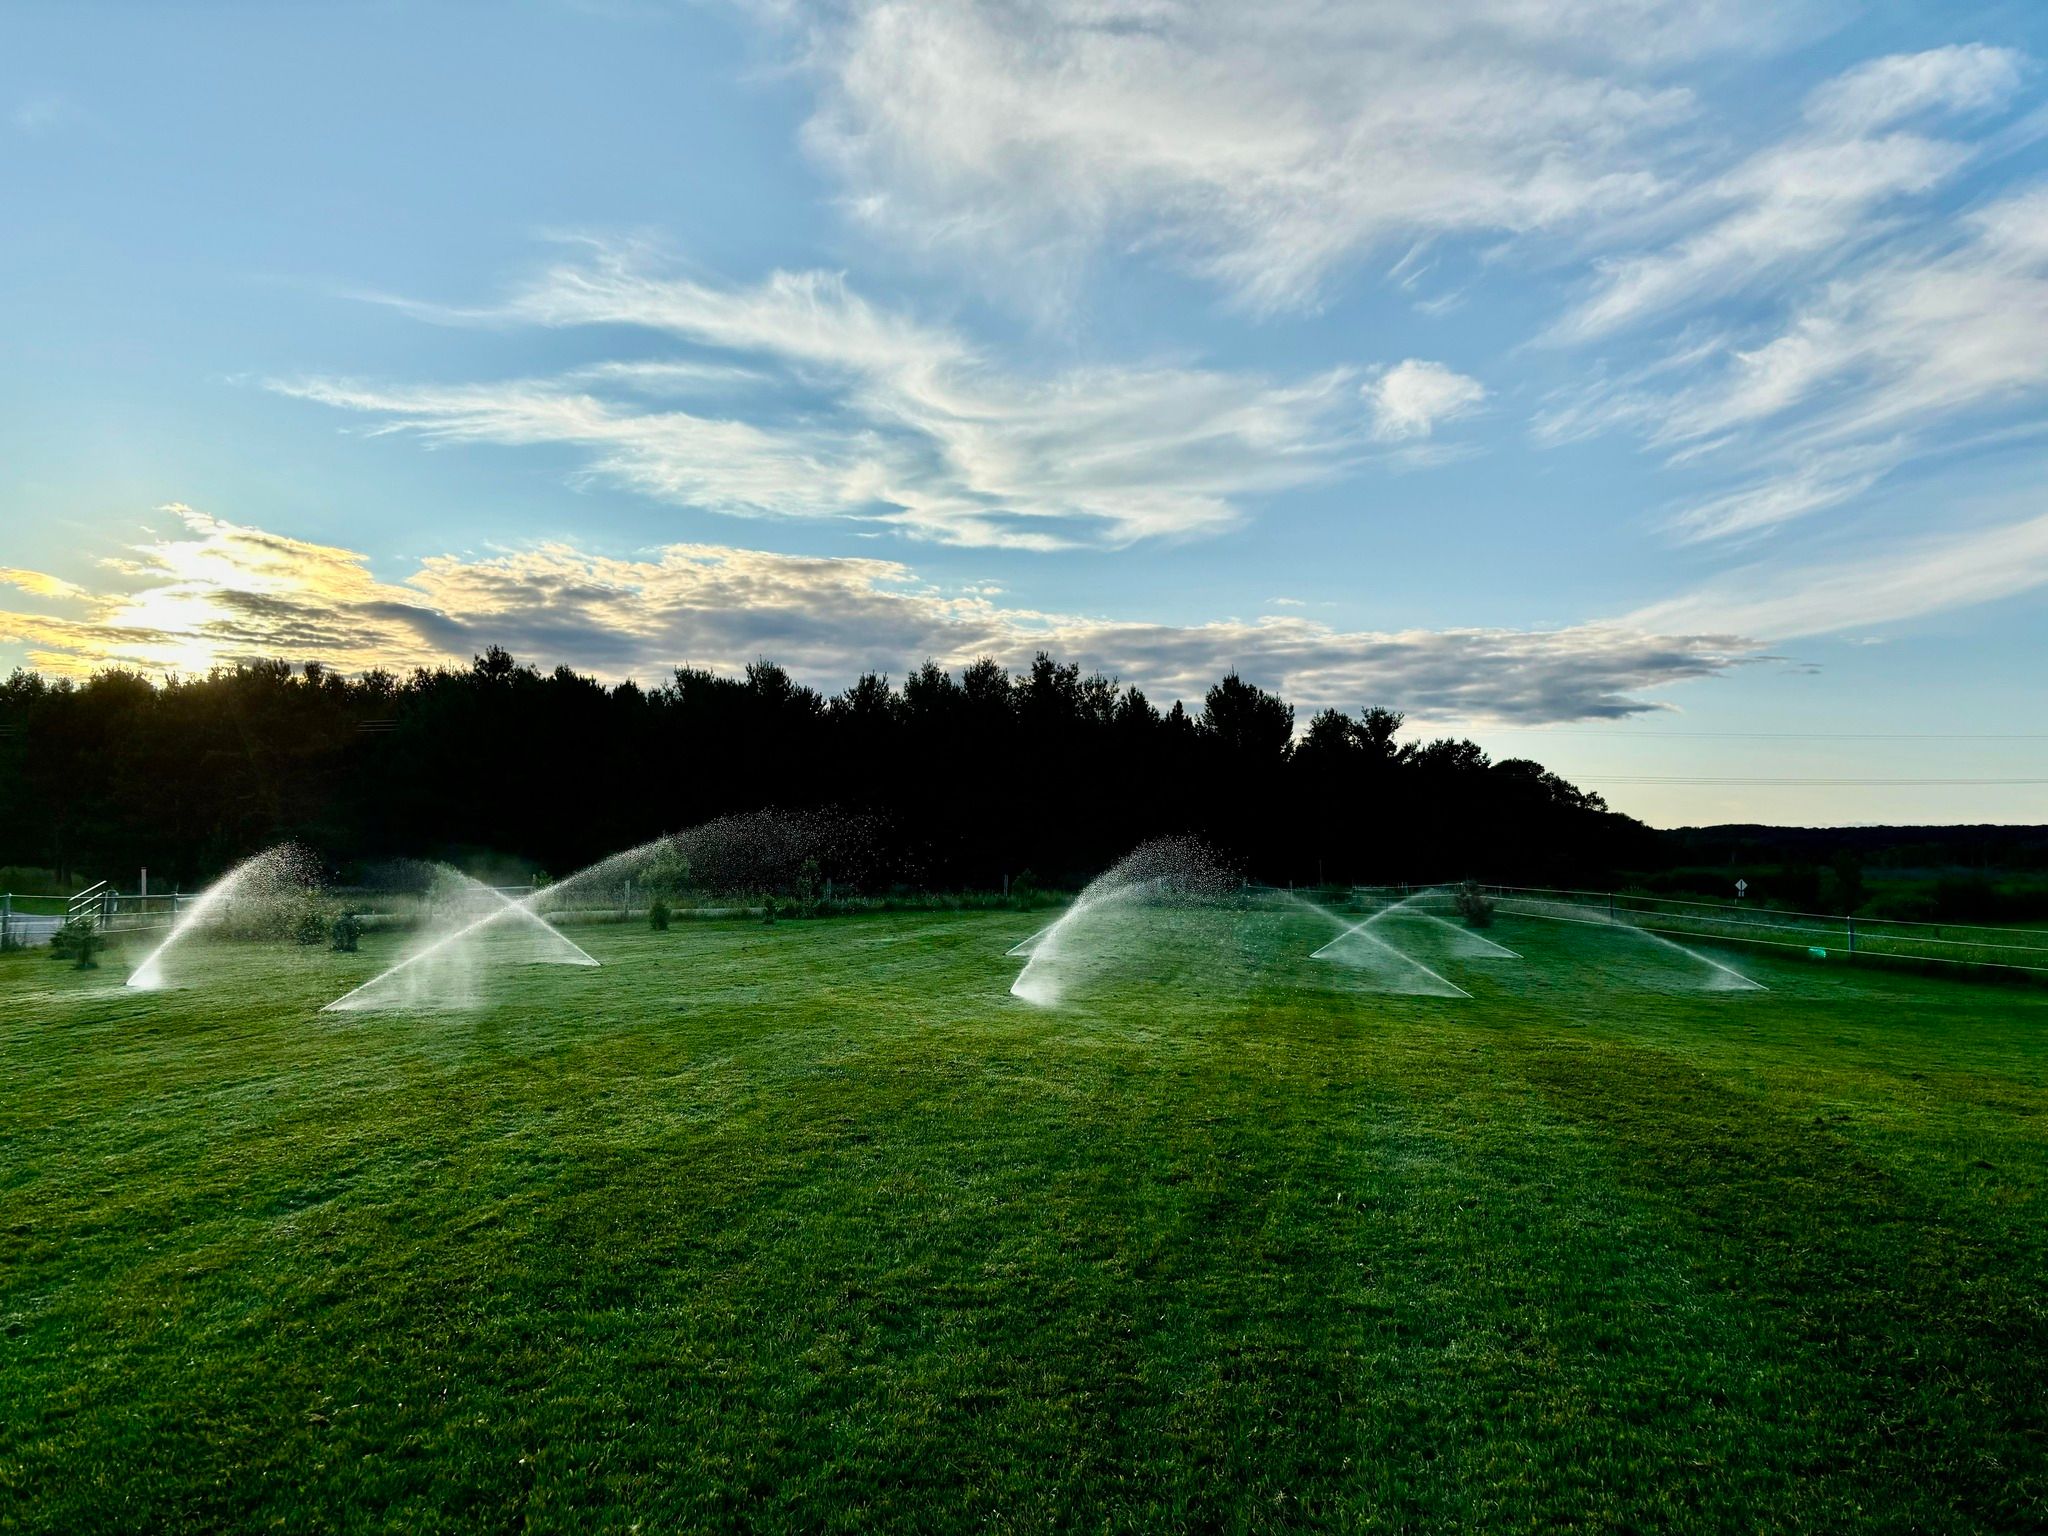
[0,506,1759,723]
[17,502,2048,720]
[284,249,1384,550]
[1549,46,2024,343]
[277,374,909,531]
[1803,43,2025,135]
[754,0,1763,310]
[0,567,89,601]
[1365,360,1487,440]
[1662,441,1897,544]
[1630,505,2048,638]
[1544,179,2048,542]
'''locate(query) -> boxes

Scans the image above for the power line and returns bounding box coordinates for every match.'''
[1479,728,2048,741]
[1576,775,2048,786]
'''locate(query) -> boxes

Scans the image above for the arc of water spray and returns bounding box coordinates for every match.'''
[129,845,306,991]
[129,867,245,990]
[1336,886,1522,959]
[1495,896,1766,992]
[1006,921,1054,958]
[1008,875,1170,1004]
[323,879,596,1013]
[1282,891,1471,998]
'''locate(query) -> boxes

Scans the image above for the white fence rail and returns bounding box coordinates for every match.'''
[1366,882,2048,977]
[0,881,554,949]
[2,887,194,948]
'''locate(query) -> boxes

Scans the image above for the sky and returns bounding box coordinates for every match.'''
[3,0,2047,829]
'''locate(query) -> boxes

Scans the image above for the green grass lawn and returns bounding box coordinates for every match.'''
[2,907,2043,1533]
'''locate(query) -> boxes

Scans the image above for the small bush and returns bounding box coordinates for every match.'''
[330,911,362,952]
[648,897,672,932]
[794,858,822,919]
[51,918,100,970]
[291,901,329,946]
[762,894,779,926]
[1453,880,1495,929]
[1010,869,1040,908]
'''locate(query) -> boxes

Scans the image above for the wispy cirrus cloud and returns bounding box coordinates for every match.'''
[1652,183,2048,541]
[1548,45,2027,343]
[1804,43,2027,135]
[1660,441,1900,544]
[0,505,1758,723]
[0,567,89,601]
[279,249,1460,550]
[1536,175,2048,543]
[1629,502,2048,637]
[754,0,1781,312]
[1659,186,2048,446]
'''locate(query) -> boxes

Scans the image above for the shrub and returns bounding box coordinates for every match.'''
[1010,869,1040,908]
[794,858,822,919]
[762,894,779,926]
[648,897,672,932]
[1453,880,1495,929]
[51,918,100,970]
[330,910,362,952]
[291,900,329,946]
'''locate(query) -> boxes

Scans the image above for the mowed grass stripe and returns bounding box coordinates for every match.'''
[2,909,2042,1531]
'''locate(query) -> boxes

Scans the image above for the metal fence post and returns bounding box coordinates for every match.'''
[1847,915,1856,955]
[2,893,9,949]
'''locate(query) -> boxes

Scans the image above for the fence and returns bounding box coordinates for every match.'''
[0,879,618,951]
[1401,882,2048,977]
[0,893,65,949]
[2,887,194,949]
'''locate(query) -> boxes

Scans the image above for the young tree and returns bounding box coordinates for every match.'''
[1453,880,1496,929]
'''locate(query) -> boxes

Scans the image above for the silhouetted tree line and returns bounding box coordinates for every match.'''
[0,649,1656,891]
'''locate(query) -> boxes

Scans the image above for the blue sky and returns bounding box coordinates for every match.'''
[4,0,2047,827]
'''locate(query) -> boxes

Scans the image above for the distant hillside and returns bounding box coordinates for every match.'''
[1638,824,2048,922]
[1656,823,2048,871]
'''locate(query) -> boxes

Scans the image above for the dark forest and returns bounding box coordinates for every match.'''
[0,649,1651,891]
